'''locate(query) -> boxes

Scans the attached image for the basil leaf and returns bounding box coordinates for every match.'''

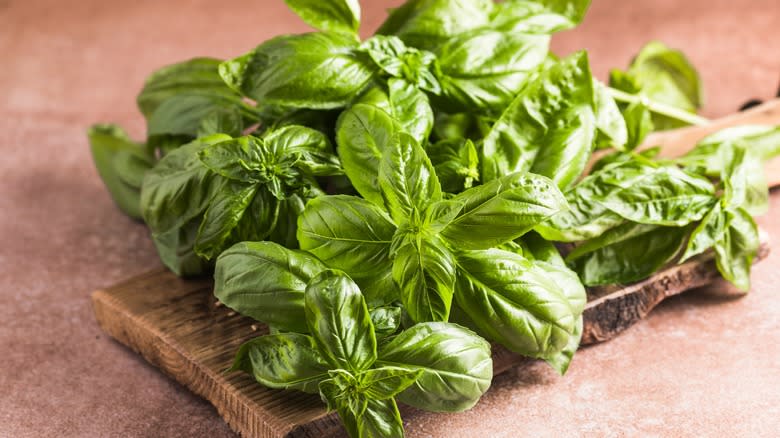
[358,366,422,400]
[370,306,402,338]
[198,136,265,183]
[455,249,583,358]
[354,79,434,146]
[721,143,748,209]
[593,80,628,149]
[544,315,583,375]
[622,101,654,150]
[379,133,442,223]
[680,202,727,262]
[359,36,440,94]
[376,322,492,412]
[305,270,377,372]
[284,0,361,36]
[298,195,396,277]
[230,333,329,393]
[438,172,566,250]
[214,241,327,332]
[376,0,493,51]
[426,138,479,193]
[194,182,258,259]
[261,125,342,177]
[600,166,715,226]
[393,237,456,323]
[88,124,153,219]
[566,222,689,285]
[336,104,401,205]
[320,370,366,415]
[714,208,759,291]
[435,30,550,111]
[489,0,591,34]
[481,51,596,188]
[356,399,404,438]
[151,216,212,276]
[219,33,375,109]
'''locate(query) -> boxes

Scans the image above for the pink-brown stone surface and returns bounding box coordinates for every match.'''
[2,1,779,437]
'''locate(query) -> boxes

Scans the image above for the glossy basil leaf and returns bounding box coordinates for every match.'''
[194,182,258,259]
[489,0,592,34]
[335,104,401,205]
[354,79,434,145]
[438,172,567,250]
[356,399,404,438]
[141,134,232,233]
[88,124,154,219]
[435,30,550,111]
[481,52,596,188]
[284,0,360,36]
[520,231,566,267]
[426,138,479,193]
[305,270,377,372]
[360,36,440,94]
[600,166,715,226]
[358,366,422,400]
[393,237,456,323]
[455,249,583,358]
[376,322,492,412]
[379,133,441,223]
[680,202,727,262]
[566,222,689,286]
[219,33,375,109]
[376,0,493,51]
[298,195,396,277]
[593,80,628,149]
[198,136,265,183]
[544,315,583,375]
[230,333,329,393]
[609,41,701,130]
[151,216,212,276]
[261,125,341,177]
[214,241,327,332]
[370,306,402,338]
[714,208,759,291]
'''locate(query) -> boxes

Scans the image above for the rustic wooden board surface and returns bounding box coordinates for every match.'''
[92,236,769,438]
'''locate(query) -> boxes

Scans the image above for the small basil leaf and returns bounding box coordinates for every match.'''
[376,322,492,412]
[230,333,329,394]
[680,202,727,262]
[455,249,583,358]
[359,36,440,94]
[370,306,402,338]
[219,33,375,109]
[393,237,456,323]
[481,51,596,188]
[520,231,566,267]
[305,270,377,372]
[336,104,401,205]
[438,172,567,250]
[298,195,396,277]
[194,182,258,260]
[593,80,628,149]
[388,78,435,142]
[622,101,654,150]
[261,125,342,177]
[88,124,153,219]
[214,241,327,332]
[198,136,264,183]
[284,0,361,36]
[566,223,689,286]
[376,0,494,51]
[714,208,759,291]
[379,133,442,223]
[426,138,480,193]
[356,399,404,438]
[358,366,422,400]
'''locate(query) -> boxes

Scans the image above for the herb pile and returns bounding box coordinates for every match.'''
[88,0,780,436]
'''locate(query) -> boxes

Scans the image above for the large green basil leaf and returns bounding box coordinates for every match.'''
[438,172,566,250]
[435,30,550,111]
[358,366,422,400]
[230,333,329,394]
[609,41,701,130]
[680,202,727,262]
[376,0,494,51]
[298,195,396,277]
[141,134,232,233]
[336,104,401,205]
[426,138,479,193]
[714,208,759,291]
[194,182,258,259]
[219,33,375,109]
[305,270,377,372]
[600,166,715,226]
[481,51,596,188]
[393,237,456,323]
[455,249,582,358]
[284,0,360,36]
[88,124,154,219]
[566,222,689,285]
[376,322,492,412]
[354,79,434,146]
[489,0,591,34]
[214,241,327,332]
[379,133,441,223]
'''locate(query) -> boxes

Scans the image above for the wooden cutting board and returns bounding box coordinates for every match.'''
[92,99,780,438]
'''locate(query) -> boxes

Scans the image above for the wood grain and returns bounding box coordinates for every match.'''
[92,235,769,438]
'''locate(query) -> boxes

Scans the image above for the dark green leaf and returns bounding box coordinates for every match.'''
[305,270,377,372]
[680,202,726,262]
[214,241,327,332]
[151,216,212,276]
[284,0,361,36]
[358,366,422,400]
[393,237,456,323]
[370,306,402,338]
[230,333,329,393]
[714,208,759,291]
[194,182,258,259]
[355,399,405,438]
[376,322,492,412]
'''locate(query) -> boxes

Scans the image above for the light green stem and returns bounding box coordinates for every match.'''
[606,87,710,126]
